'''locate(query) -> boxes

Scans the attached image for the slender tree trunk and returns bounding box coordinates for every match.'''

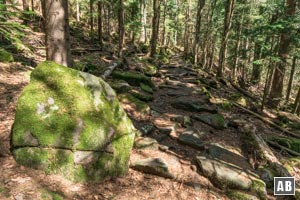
[160,0,167,46]
[76,0,80,22]
[41,0,72,67]
[293,87,300,114]
[150,0,160,57]
[118,0,125,57]
[251,42,262,84]
[98,0,103,48]
[268,0,296,107]
[90,0,94,39]
[217,0,235,77]
[193,0,205,64]
[139,0,147,43]
[183,0,191,59]
[31,0,34,11]
[22,0,29,11]
[286,56,297,103]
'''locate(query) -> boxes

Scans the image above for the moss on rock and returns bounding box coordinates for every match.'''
[12,61,136,182]
[0,48,14,63]
[226,190,259,200]
[269,136,300,153]
[118,93,150,116]
[112,71,155,88]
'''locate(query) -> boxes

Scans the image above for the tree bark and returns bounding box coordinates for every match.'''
[285,56,296,103]
[193,0,205,64]
[98,0,103,48]
[90,0,94,39]
[250,42,262,84]
[268,0,296,107]
[76,0,80,22]
[42,0,72,67]
[117,0,125,57]
[150,0,160,57]
[139,0,147,43]
[22,0,29,11]
[217,0,235,77]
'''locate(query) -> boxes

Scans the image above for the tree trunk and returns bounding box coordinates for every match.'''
[183,0,191,59]
[76,0,80,22]
[150,0,160,57]
[90,0,94,39]
[22,0,29,11]
[293,87,300,114]
[217,0,235,77]
[42,0,72,67]
[250,42,262,84]
[160,0,167,46]
[285,56,297,103]
[139,0,147,43]
[268,0,296,107]
[193,0,205,64]
[98,0,103,48]
[118,0,125,57]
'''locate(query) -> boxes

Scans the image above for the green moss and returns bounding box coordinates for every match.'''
[130,89,153,102]
[118,93,150,115]
[144,64,157,76]
[112,71,155,88]
[12,61,136,182]
[41,189,63,200]
[251,179,267,200]
[0,48,14,63]
[211,114,226,130]
[226,190,258,200]
[270,136,300,153]
[219,100,233,111]
[140,83,154,94]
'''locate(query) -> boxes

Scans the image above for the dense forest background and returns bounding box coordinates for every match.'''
[1,0,300,111]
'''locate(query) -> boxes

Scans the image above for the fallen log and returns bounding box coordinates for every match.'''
[230,80,259,102]
[266,140,300,157]
[102,62,118,80]
[232,101,300,139]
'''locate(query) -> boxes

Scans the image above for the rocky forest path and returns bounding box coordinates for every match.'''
[0,53,293,200]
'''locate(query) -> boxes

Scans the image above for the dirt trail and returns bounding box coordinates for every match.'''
[0,55,285,199]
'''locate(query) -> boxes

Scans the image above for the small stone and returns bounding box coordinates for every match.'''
[130,158,174,179]
[150,110,162,117]
[140,124,154,136]
[159,145,169,152]
[190,165,197,171]
[178,131,204,150]
[134,137,158,150]
[156,124,177,135]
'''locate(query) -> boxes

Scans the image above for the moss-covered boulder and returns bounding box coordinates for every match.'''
[11,61,136,182]
[0,48,14,63]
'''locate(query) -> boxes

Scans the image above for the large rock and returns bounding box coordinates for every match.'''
[171,96,218,113]
[196,156,266,199]
[12,61,136,182]
[192,113,226,130]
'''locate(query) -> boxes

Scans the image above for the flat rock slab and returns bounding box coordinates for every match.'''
[196,156,266,198]
[178,127,205,150]
[206,144,254,172]
[130,158,174,179]
[134,137,158,150]
[165,89,191,97]
[192,113,226,130]
[171,96,217,113]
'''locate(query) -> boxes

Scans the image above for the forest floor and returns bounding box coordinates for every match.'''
[1,26,300,200]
